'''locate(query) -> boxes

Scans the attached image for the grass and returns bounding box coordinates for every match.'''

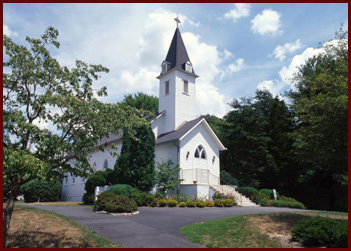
[15,201,92,207]
[181,211,348,248]
[4,204,122,248]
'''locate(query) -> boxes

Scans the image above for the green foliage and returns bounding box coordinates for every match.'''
[279,195,299,203]
[108,184,133,196]
[212,191,224,200]
[206,200,214,207]
[288,28,348,209]
[113,122,155,191]
[121,92,159,114]
[144,194,157,206]
[223,199,234,207]
[214,199,223,207]
[291,216,348,247]
[186,200,197,207]
[255,192,270,206]
[95,191,137,213]
[149,199,158,207]
[82,192,95,205]
[236,187,258,199]
[220,170,238,186]
[332,200,348,212]
[155,159,183,195]
[179,202,187,207]
[222,89,296,190]
[259,189,280,200]
[158,199,168,207]
[131,188,147,207]
[21,178,61,203]
[170,194,193,203]
[267,200,305,209]
[196,200,206,208]
[84,174,106,194]
[167,199,178,207]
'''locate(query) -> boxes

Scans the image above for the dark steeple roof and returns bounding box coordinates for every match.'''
[158,28,197,77]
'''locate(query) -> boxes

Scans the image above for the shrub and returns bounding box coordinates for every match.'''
[158,199,168,207]
[268,200,305,209]
[280,195,299,203]
[179,202,186,207]
[83,192,95,205]
[108,184,133,196]
[132,188,147,206]
[220,170,239,186]
[167,199,178,207]
[144,194,156,206]
[332,200,348,212]
[155,192,165,199]
[206,200,214,207]
[223,198,234,207]
[196,200,206,208]
[214,199,223,207]
[95,192,138,213]
[186,200,196,207]
[236,187,258,199]
[22,178,61,203]
[291,217,348,248]
[94,191,116,211]
[85,175,106,194]
[212,191,226,200]
[150,199,158,207]
[172,194,193,203]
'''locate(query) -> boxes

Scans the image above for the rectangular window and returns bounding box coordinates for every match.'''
[165,81,169,95]
[65,176,68,184]
[72,175,75,184]
[183,80,188,94]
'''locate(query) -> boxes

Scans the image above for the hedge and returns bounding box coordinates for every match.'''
[22,178,61,203]
[108,184,133,196]
[291,216,348,247]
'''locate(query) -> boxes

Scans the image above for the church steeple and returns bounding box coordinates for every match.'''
[157,24,198,134]
[158,28,198,78]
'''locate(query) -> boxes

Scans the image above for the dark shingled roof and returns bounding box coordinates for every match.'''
[155,117,203,145]
[163,28,196,74]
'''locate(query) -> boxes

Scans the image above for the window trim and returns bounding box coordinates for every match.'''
[194,145,206,159]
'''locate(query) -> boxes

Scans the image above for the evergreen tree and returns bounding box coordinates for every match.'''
[113,121,155,191]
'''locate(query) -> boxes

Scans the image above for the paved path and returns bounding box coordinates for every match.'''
[27,205,305,248]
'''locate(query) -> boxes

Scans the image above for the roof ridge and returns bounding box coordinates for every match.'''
[176,120,187,130]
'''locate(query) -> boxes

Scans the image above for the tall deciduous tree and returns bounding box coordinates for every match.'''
[288,27,348,209]
[222,90,296,191]
[155,159,183,196]
[121,92,159,113]
[3,27,146,247]
[113,121,155,192]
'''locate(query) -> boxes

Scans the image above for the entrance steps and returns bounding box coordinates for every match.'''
[210,184,259,207]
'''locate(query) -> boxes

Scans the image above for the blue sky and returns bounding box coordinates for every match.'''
[3,3,348,117]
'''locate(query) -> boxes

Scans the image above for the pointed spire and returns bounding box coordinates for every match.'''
[162,28,196,76]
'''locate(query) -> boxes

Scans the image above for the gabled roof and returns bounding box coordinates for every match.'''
[155,117,226,151]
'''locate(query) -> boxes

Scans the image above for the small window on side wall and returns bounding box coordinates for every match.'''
[183,80,188,94]
[165,81,170,95]
[103,159,108,170]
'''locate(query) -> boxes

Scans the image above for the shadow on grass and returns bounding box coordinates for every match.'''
[7,231,92,248]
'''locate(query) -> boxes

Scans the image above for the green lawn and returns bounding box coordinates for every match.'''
[181,211,348,248]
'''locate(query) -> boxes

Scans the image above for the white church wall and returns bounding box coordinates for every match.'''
[158,70,177,133]
[179,122,220,185]
[174,70,196,128]
[179,184,210,200]
[61,142,122,202]
[151,114,165,137]
[154,143,178,170]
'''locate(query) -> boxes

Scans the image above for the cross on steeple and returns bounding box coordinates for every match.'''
[174,16,181,28]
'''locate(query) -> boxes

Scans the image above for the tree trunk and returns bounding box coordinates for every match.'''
[3,182,21,248]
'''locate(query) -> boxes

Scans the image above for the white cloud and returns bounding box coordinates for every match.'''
[257,80,288,97]
[224,3,251,22]
[226,58,245,74]
[273,39,303,61]
[251,9,282,36]
[3,25,18,37]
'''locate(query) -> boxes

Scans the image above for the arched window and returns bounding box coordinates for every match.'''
[103,159,108,170]
[194,145,206,159]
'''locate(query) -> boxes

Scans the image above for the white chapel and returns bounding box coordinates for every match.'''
[61,24,227,202]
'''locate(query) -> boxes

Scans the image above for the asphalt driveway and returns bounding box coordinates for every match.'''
[27,205,306,248]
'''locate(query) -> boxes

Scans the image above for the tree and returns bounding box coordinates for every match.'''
[3,27,146,247]
[155,159,183,196]
[288,27,348,209]
[121,92,159,113]
[113,121,155,191]
[222,90,296,191]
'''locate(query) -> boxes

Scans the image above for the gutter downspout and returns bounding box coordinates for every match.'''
[173,141,180,196]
